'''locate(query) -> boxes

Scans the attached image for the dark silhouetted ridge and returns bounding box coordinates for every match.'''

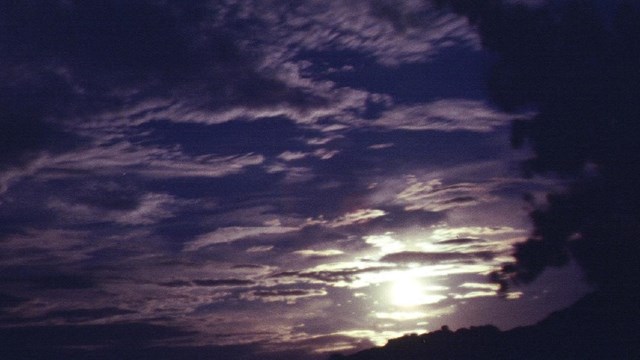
[329,291,640,359]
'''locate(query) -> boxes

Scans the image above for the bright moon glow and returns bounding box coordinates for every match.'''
[390,278,422,307]
[388,277,445,307]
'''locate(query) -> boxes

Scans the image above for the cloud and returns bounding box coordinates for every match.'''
[46,141,265,179]
[0,0,328,198]
[372,99,517,132]
[430,226,522,241]
[185,225,299,251]
[437,238,487,245]
[364,233,406,253]
[247,245,275,253]
[293,249,345,257]
[368,143,394,150]
[265,162,316,184]
[3,307,136,325]
[0,0,319,110]
[192,279,255,287]
[278,151,309,161]
[247,0,480,67]
[158,279,255,288]
[324,208,388,228]
[241,288,328,304]
[380,251,495,264]
[374,311,428,321]
[288,266,395,285]
[158,280,193,288]
[452,291,497,299]
[0,273,96,290]
[459,282,501,291]
[0,0,247,180]
[48,192,178,225]
[1,137,266,197]
[394,176,499,212]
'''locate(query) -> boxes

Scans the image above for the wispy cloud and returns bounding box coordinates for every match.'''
[242,0,480,67]
[394,176,499,212]
[185,225,299,251]
[372,99,517,132]
[48,192,178,225]
[324,209,388,228]
[46,141,265,179]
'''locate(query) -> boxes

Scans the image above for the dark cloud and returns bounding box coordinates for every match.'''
[233,284,330,304]
[252,289,312,297]
[440,196,477,205]
[3,307,135,325]
[281,266,393,284]
[158,280,192,288]
[437,238,486,245]
[0,273,96,290]
[193,279,255,287]
[380,251,494,264]
[232,264,267,270]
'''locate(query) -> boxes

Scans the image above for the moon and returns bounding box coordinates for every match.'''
[389,277,425,307]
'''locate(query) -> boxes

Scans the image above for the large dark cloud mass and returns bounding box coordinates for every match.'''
[437,0,640,295]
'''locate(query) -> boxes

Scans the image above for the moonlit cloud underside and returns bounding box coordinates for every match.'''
[0,1,591,359]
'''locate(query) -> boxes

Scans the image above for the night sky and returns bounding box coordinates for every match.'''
[6,0,636,359]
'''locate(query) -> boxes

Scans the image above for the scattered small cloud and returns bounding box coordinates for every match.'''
[368,143,394,150]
